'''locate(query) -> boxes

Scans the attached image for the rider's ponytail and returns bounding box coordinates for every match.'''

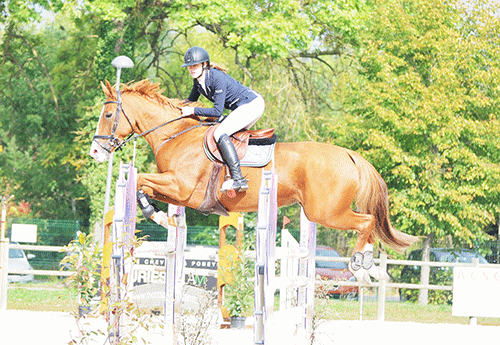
[209,62,227,73]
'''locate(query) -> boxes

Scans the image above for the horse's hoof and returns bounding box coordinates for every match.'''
[137,190,155,218]
[367,265,389,281]
[349,263,372,284]
[349,252,364,271]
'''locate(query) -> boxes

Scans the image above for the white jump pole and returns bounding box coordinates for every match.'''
[254,170,278,345]
[254,169,316,345]
[109,162,137,344]
[164,204,186,345]
[298,209,316,340]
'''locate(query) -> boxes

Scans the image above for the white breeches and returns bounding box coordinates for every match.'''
[213,95,265,142]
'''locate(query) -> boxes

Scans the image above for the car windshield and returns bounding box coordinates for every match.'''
[9,248,24,259]
[435,250,488,264]
[315,249,347,269]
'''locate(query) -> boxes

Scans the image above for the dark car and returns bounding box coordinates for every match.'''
[399,248,488,303]
[315,245,358,299]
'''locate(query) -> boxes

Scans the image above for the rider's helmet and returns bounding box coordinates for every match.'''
[181,47,210,67]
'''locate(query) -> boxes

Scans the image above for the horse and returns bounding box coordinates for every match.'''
[89,79,419,283]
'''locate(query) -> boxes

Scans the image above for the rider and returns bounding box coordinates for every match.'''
[181,46,265,193]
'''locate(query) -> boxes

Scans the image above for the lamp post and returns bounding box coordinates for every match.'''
[100,56,134,245]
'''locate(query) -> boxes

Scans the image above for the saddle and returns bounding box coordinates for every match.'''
[197,124,276,216]
[203,124,276,163]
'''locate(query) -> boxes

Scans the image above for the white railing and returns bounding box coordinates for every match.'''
[315,255,498,290]
[3,240,500,322]
[315,254,500,321]
[6,246,500,289]
[0,240,75,310]
[7,243,74,276]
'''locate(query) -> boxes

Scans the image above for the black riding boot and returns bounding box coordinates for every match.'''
[217,134,249,192]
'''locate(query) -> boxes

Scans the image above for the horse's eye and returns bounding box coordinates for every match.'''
[105,112,113,119]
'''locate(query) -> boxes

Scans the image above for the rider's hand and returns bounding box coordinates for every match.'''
[181,106,195,116]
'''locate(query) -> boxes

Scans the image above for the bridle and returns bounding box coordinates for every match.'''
[92,100,135,153]
[92,93,217,153]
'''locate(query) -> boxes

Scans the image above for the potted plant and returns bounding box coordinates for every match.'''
[222,245,254,329]
[60,231,101,317]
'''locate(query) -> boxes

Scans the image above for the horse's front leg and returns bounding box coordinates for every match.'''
[136,173,183,228]
[137,172,183,204]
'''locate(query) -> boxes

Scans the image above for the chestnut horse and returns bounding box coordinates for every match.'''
[90,79,418,283]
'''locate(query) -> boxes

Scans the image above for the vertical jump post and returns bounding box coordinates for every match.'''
[164,204,187,344]
[107,162,137,344]
[254,170,278,345]
[104,161,187,345]
[254,169,316,345]
[101,56,134,245]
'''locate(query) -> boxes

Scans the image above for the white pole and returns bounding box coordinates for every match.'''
[0,196,13,310]
[377,253,387,321]
[132,140,137,167]
[101,152,114,244]
[359,288,364,321]
[0,238,9,310]
[1,195,13,240]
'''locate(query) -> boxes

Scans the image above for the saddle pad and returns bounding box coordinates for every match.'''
[203,124,276,167]
[240,142,276,167]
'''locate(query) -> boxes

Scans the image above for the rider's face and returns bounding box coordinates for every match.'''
[188,63,204,79]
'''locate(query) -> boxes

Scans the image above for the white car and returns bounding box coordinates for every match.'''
[8,243,35,283]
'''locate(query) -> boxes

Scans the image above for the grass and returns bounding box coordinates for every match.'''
[7,281,78,312]
[7,282,500,327]
[315,298,500,326]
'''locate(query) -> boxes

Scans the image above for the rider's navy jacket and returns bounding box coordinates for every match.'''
[188,67,258,117]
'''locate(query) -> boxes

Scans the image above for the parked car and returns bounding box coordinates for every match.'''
[8,243,35,283]
[399,248,488,304]
[315,245,358,299]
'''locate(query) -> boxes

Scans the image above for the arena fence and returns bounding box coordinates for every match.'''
[2,218,500,321]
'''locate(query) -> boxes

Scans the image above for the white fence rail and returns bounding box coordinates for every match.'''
[3,240,500,321]
[7,243,73,276]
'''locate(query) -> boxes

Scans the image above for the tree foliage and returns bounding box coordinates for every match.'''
[330,0,500,248]
[0,0,499,251]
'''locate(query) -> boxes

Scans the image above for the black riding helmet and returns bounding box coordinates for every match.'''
[181,47,210,67]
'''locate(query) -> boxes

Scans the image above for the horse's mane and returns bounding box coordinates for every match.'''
[102,79,201,110]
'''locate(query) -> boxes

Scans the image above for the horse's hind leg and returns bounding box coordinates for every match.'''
[345,211,389,283]
[311,208,387,284]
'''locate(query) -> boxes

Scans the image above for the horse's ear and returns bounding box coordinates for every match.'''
[101,80,113,97]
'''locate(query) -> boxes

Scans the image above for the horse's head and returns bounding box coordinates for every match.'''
[89,80,135,162]
[90,78,205,163]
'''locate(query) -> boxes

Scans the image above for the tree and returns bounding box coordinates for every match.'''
[0,3,92,220]
[330,0,500,250]
[72,0,365,226]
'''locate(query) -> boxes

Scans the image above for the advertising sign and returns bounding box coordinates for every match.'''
[452,267,500,317]
[131,243,218,309]
[11,224,37,243]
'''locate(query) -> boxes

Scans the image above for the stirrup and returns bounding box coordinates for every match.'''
[221,178,249,193]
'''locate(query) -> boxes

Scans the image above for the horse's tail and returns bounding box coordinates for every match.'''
[347,150,419,253]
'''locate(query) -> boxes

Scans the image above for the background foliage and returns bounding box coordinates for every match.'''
[1,0,499,254]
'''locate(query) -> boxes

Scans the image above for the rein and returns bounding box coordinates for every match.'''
[93,97,217,153]
[126,113,216,154]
